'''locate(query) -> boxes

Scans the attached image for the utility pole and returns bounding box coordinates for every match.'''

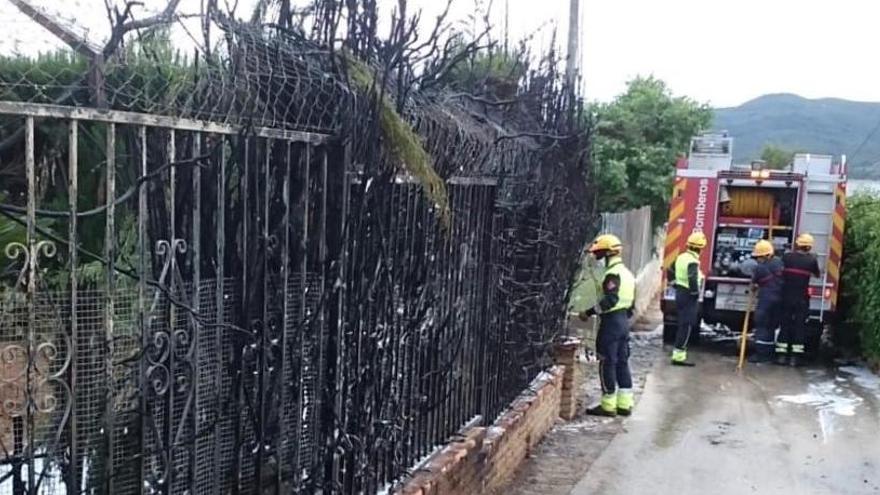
[565,0,581,93]
[504,0,510,54]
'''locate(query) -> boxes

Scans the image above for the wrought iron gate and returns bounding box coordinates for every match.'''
[0,101,340,494]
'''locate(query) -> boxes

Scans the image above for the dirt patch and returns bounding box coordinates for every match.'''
[507,319,663,495]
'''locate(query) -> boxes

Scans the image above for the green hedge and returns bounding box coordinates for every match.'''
[839,194,880,362]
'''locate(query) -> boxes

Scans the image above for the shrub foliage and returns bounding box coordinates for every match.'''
[839,194,880,362]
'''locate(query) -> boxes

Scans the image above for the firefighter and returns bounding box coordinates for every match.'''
[579,234,636,417]
[749,240,784,363]
[777,233,821,366]
[667,232,706,367]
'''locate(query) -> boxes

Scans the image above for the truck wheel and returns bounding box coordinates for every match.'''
[663,323,677,344]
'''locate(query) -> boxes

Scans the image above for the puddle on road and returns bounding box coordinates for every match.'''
[775,369,879,443]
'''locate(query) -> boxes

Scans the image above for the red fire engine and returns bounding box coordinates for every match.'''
[661,133,847,349]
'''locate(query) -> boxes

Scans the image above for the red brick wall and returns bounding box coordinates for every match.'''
[553,337,583,420]
[395,366,566,495]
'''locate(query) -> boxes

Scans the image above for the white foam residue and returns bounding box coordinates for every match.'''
[776,381,862,417]
[777,380,864,443]
[838,366,880,392]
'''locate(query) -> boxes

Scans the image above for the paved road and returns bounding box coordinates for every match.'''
[570,351,880,495]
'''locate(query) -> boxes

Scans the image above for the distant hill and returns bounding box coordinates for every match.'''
[713,93,880,178]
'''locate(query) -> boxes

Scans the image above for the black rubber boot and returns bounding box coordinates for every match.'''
[671,360,696,367]
[748,353,773,364]
[586,405,617,417]
[790,354,805,367]
[774,354,790,366]
[617,407,632,417]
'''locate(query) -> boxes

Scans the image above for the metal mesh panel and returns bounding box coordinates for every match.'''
[141,278,237,495]
[279,272,323,485]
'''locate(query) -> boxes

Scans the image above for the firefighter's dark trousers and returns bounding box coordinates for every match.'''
[596,310,633,395]
[778,297,809,354]
[754,296,781,358]
[674,288,699,351]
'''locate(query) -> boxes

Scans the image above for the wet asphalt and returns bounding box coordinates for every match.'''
[569,350,880,495]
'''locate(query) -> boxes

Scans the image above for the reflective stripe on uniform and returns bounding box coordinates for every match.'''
[783,267,813,278]
[600,393,618,412]
[671,348,688,363]
[617,389,634,411]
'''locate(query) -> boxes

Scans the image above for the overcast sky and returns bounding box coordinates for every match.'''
[3,0,878,107]
[411,0,880,107]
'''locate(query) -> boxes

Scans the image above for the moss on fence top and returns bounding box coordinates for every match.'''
[344,53,451,230]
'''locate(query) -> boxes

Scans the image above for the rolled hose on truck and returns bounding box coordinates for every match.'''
[722,188,775,218]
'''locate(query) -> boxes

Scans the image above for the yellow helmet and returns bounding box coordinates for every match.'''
[686,232,708,249]
[589,233,623,254]
[752,240,774,258]
[795,233,814,249]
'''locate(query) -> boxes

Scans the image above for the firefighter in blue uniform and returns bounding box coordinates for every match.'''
[749,240,784,363]
[668,232,707,367]
[579,234,636,417]
[777,233,821,366]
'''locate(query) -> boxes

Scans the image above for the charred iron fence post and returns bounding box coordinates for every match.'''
[68,119,80,493]
[24,115,36,495]
[103,121,116,494]
[137,124,147,493]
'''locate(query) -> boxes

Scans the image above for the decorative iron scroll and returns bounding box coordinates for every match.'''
[0,239,72,493]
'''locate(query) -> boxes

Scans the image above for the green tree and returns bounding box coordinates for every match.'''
[760,143,795,169]
[592,76,712,221]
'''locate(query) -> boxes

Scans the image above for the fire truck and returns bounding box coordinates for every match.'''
[661,133,847,349]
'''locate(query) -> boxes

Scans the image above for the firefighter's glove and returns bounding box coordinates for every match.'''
[580,304,603,320]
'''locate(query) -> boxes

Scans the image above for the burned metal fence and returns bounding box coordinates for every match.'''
[0,102,539,494]
[331,176,500,493]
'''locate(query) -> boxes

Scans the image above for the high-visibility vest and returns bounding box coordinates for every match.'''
[673,250,704,289]
[605,256,635,313]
